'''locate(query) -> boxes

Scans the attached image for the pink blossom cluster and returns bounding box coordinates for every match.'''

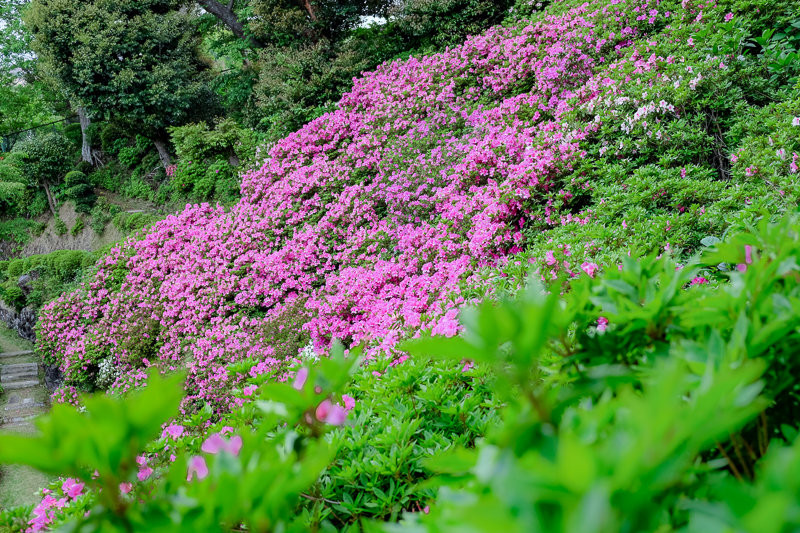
[28,479,84,532]
[38,0,681,409]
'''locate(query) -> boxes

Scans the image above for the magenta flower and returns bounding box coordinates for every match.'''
[597,317,609,333]
[293,367,309,390]
[119,482,133,494]
[342,394,356,412]
[61,478,84,499]
[187,456,209,482]
[162,424,184,440]
[137,467,153,482]
[745,245,753,264]
[316,399,347,426]
[201,433,243,456]
[581,262,599,278]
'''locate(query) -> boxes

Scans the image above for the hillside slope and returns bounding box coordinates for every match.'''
[38,0,800,410]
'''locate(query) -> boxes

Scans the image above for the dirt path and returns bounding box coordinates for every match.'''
[0,327,52,510]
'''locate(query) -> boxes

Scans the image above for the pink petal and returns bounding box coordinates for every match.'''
[293,367,309,390]
[325,404,347,426]
[137,467,153,482]
[187,456,209,482]
[342,394,356,412]
[226,435,243,457]
[315,399,331,421]
[201,433,226,454]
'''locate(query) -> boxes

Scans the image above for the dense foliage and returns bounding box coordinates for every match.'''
[2,0,800,530]
[38,0,800,412]
[8,217,800,531]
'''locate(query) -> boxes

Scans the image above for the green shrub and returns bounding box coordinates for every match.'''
[88,161,125,192]
[70,217,84,236]
[6,259,23,278]
[63,123,82,146]
[168,119,257,203]
[98,122,127,156]
[120,176,153,201]
[63,170,97,213]
[54,217,67,236]
[12,131,74,186]
[0,284,25,310]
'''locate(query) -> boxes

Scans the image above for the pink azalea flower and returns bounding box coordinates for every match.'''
[119,482,133,494]
[61,478,84,499]
[293,367,309,390]
[187,456,209,482]
[201,433,226,454]
[201,433,242,456]
[581,262,599,278]
[341,394,356,412]
[316,399,347,426]
[137,467,153,482]
[243,384,258,396]
[597,317,609,333]
[162,424,184,440]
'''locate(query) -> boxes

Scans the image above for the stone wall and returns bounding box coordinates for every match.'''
[0,303,36,343]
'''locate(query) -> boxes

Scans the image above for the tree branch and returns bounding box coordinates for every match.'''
[196,0,264,48]
[293,0,318,22]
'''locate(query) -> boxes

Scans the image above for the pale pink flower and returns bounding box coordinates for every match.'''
[187,456,209,482]
[162,424,184,440]
[581,262,599,278]
[316,399,347,426]
[61,478,84,499]
[137,467,153,482]
[342,394,356,412]
[293,367,309,390]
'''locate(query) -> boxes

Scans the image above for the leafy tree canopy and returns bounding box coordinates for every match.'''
[26,0,219,140]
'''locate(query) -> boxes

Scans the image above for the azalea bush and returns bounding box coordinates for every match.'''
[39,0,800,413]
[9,216,800,531]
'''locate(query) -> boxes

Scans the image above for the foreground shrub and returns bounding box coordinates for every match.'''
[10,217,800,531]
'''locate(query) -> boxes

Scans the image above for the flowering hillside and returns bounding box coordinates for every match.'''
[37,0,800,411]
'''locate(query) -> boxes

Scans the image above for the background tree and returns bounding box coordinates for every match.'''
[193,0,515,137]
[26,0,219,167]
[0,0,65,145]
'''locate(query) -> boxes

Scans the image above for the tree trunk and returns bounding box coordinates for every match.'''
[42,180,57,218]
[77,106,94,165]
[196,0,264,48]
[294,0,318,21]
[153,138,172,168]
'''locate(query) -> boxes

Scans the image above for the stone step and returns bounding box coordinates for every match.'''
[0,350,34,359]
[2,414,39,425]
[2,373,39,384]
[3,380,41,390]
[2,363,38,374]
[4,398,44,412]
[1,371,39,383]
